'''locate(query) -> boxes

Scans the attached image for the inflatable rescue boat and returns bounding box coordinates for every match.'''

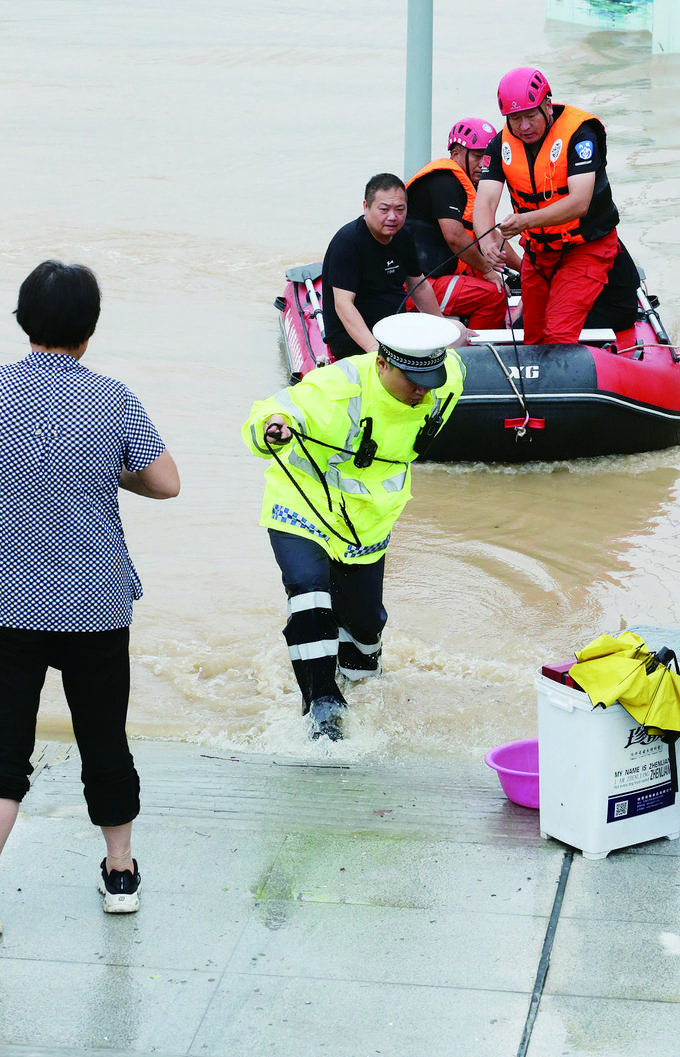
[274,262,680,463]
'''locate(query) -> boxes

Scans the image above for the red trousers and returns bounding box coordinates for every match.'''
[520,229,619,344]
[407,273,506,329]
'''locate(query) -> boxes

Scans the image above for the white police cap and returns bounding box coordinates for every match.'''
[373,313,464,389]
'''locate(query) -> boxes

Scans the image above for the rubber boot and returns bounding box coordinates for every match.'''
[309,696,347,742]
[338,636,382,682]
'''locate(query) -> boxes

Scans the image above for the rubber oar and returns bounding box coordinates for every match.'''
[637,285,671,347]
[286,263,326,340]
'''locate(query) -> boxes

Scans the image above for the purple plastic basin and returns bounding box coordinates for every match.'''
[484,738,539,809]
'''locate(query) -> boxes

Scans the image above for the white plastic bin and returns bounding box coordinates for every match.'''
[536,671,680,859]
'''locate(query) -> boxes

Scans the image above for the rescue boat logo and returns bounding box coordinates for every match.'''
[550,139,563,163]
[509,365,539,380]
[501,141,512,165]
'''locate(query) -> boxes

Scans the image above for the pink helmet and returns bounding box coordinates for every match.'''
[448,118,497,152]
[497,67,551,116]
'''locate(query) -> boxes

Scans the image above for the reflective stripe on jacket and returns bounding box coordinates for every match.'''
[501,104,617,254]
[243,352,465,563]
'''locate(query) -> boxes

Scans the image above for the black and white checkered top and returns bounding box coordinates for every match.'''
[0,350,166,631]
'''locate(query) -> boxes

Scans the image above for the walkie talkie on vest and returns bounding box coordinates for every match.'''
[354,417,378,468]
[413,394,453,456]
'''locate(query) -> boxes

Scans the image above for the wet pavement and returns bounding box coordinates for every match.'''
[1,737,680,1057]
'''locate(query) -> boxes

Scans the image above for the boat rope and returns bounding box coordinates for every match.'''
[478,341,533,422]
[397,222,503,313]
[262,400,453,549]
[280,424,405,468]
[614,342,680,358]
[264,425,366,549]
[500,255,533,439]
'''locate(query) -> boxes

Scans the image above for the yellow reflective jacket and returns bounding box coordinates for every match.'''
[242,352,464,563]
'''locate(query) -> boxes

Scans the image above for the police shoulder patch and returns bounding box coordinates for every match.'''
[575,139,594,161]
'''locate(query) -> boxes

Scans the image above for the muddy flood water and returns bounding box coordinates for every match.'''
[3,0,680,763]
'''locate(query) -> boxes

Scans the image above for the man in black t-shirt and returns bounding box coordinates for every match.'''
[321,173,444,359]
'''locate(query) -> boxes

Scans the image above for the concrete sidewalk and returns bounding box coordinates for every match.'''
[1,739,680,1057]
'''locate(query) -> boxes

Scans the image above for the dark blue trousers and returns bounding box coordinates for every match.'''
[268,529,387,711]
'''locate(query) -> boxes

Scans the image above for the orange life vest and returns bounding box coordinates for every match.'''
[406,158,477,276]
[501,104,616,254]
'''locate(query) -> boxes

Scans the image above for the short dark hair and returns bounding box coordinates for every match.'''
[364,173,406,207]
[14,260,102,349]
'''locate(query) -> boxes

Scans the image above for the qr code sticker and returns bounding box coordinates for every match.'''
[614,801,628,818]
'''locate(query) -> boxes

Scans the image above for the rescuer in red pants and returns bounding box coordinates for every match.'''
[474,67,630,344]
